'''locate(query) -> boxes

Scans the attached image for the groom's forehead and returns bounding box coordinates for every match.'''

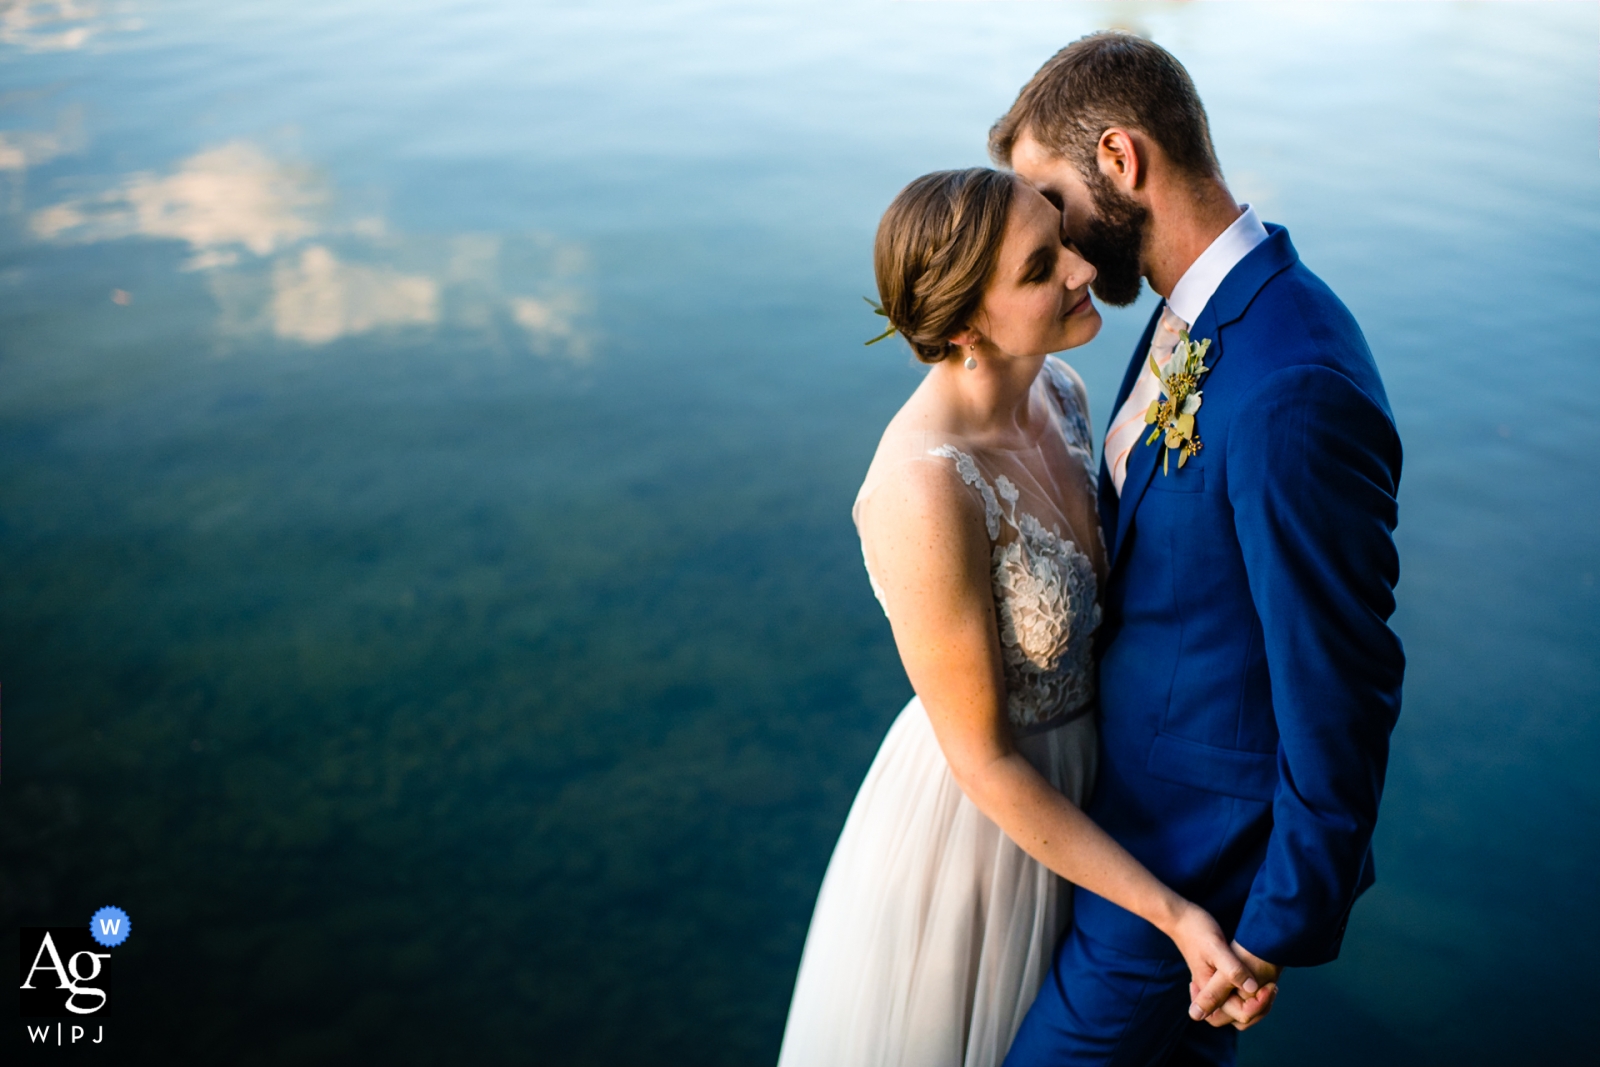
[1009,134,1090,202]
[1011,134,1075,180]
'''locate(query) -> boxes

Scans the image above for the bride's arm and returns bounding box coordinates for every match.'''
[858,463,1270,1020]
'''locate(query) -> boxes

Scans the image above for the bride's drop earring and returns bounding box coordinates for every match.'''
[964,344,978,371]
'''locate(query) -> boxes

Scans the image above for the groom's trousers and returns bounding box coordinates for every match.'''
[1003,924,1236,1067]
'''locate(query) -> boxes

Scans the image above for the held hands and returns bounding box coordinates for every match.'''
[1189,940,1281,1031]
[1168,905,1280,1030]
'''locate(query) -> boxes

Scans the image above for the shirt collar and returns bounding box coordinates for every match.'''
[1164,203,1269,326]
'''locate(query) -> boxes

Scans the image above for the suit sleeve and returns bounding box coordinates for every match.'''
[1226,363,1405,967]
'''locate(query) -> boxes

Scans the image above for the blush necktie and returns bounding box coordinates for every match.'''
[1104,305,1189,496]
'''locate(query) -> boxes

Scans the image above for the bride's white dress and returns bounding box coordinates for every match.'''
[778,357,1107,1067]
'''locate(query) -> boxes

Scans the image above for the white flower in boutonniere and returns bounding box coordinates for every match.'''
[1142,330,1212,475]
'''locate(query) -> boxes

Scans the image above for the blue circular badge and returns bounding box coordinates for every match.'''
[90,906,131,948]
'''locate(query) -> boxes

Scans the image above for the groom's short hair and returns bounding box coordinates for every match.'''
[990,32,1220,181]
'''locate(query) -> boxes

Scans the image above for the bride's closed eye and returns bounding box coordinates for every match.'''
[1022,244,1058,285]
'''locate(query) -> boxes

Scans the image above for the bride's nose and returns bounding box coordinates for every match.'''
[1063,246,1096,292]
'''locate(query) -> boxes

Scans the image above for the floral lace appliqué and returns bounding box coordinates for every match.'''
[934,445,1002,540]
[928,445,1100,728]
[994,512,1100,727]
[1043,359,1095,463]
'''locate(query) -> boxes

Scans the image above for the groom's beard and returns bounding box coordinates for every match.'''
[1078,174,1150,308]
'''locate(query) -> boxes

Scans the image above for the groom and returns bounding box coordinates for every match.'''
[990,34,1405,1066]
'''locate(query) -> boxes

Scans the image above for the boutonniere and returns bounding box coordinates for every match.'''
[1142,330,1212,474]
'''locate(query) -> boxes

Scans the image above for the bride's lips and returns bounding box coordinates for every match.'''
[1066,292,1094,318]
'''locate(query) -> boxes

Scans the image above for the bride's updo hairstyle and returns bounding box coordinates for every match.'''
[873,168,1017,364]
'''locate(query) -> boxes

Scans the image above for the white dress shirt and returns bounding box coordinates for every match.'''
[1104,204,1269,495]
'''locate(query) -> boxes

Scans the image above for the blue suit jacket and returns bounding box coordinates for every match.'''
[1079,224,1404,968]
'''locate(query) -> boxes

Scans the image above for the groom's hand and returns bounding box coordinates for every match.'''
[1198,941,1280,1030]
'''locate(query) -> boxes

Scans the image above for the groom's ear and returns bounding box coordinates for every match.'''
[1097,128,1144,194]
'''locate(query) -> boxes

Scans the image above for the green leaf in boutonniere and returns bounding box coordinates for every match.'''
[1142,330,1213,475]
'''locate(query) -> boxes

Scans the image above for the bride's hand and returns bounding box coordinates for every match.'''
[1192,939,1280,1030]
[1168,903,1264,1021]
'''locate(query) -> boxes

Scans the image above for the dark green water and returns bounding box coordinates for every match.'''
[3,2,1597,1064]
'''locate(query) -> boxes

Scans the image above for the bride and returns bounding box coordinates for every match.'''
[777,169,1266,1067]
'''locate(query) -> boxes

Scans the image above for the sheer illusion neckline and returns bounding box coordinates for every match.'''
[853,357,1106,729]
[936,374,1057,455]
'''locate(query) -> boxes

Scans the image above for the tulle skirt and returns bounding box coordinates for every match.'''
[778,696,1097,1067]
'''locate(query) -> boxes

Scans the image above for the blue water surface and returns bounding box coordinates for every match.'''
[2,2,1596,1063]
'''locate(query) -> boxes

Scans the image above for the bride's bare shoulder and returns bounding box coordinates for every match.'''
[856,453,990,601]
[857,436,987,559]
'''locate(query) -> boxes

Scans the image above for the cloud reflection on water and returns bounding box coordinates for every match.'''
[30,140,324,268]
[270,244,439,345]
[28,139,594,356]
[0,103,82,178]
[0,0,115,53]
[510,294,591,361]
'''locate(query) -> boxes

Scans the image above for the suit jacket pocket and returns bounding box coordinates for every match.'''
[1147,732,1276,802]
[1146,466,1205,493]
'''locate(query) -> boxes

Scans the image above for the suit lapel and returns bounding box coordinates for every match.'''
[1105,224,1301,568]
[1098,302,1165,552]
[1111,301,1222,563]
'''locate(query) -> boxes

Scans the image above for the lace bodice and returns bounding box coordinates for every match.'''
[855,358,1105,729]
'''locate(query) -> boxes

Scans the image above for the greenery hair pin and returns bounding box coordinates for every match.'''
[863,297,897,346]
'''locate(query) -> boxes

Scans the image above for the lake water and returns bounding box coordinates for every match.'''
[2,1,1596,1063]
